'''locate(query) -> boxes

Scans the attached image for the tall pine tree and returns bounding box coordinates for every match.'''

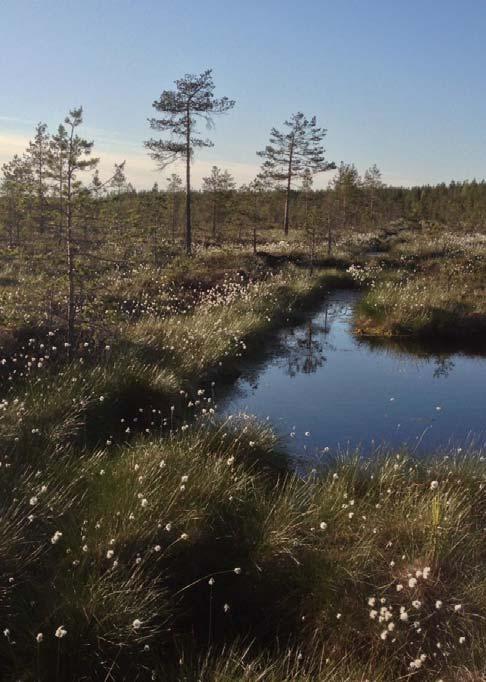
[257,112,335,235]
[145,69,235,254]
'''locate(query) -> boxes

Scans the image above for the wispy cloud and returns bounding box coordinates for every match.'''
[0,116,35,125]
[98,150,261,189]
[1,128,409,189]
[0,129,261,188]
[0,132,31,163]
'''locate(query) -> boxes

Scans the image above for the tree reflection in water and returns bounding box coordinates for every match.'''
[284,305,330,377]
[433,356,455,379]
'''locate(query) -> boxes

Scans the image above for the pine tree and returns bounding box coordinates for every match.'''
[330,162,361,229]
[201,166,235,239]
[88,169,104,240]
[257,112,335,235]
[166,173,183,243]
[110,162,128,234]
[363,164,384,224]
[145,69,235,254]
[301,168,314,225]
[0,154,32,246]
[238,174,272,253]
[48,107,98,355]
[111,161,127,194]
[26,123,50,235]
[48,123,69,240]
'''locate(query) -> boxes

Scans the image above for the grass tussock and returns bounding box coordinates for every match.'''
[1,416,486,680]
[351,230,486,344]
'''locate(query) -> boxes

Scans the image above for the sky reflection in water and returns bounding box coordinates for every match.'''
[222,290,486,460]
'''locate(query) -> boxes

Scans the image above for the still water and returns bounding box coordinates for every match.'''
[222,290,486,459]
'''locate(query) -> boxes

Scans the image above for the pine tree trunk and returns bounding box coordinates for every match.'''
[309,227,316,274]
[153,212,158,265]
[58,162,64,243]
[185,110,192,255]
[171,195,176,243]
[283,142,294,235]
[38,158,44,233]
[66,135,74,361]
[66,199,74,361]
[212,198,217,239]
[253,193,258,254]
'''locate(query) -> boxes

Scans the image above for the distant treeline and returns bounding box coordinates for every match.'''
[2,151,486,253]
[1,68,485,263]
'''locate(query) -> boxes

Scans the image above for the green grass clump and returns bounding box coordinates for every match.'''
[352,229,486,344]
[2,417,486,680]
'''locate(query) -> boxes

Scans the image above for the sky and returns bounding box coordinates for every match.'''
[1,0,486,190]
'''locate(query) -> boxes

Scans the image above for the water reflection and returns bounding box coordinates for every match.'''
[433,357,455,379]
[284,320,327,377]
[222,290,486,457]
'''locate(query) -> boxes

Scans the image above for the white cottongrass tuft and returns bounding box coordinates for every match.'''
[51,531,63,545]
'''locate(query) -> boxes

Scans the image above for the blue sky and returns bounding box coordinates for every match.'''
[1,0,486,188]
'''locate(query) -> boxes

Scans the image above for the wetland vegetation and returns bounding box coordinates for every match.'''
[0,72,485,682]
